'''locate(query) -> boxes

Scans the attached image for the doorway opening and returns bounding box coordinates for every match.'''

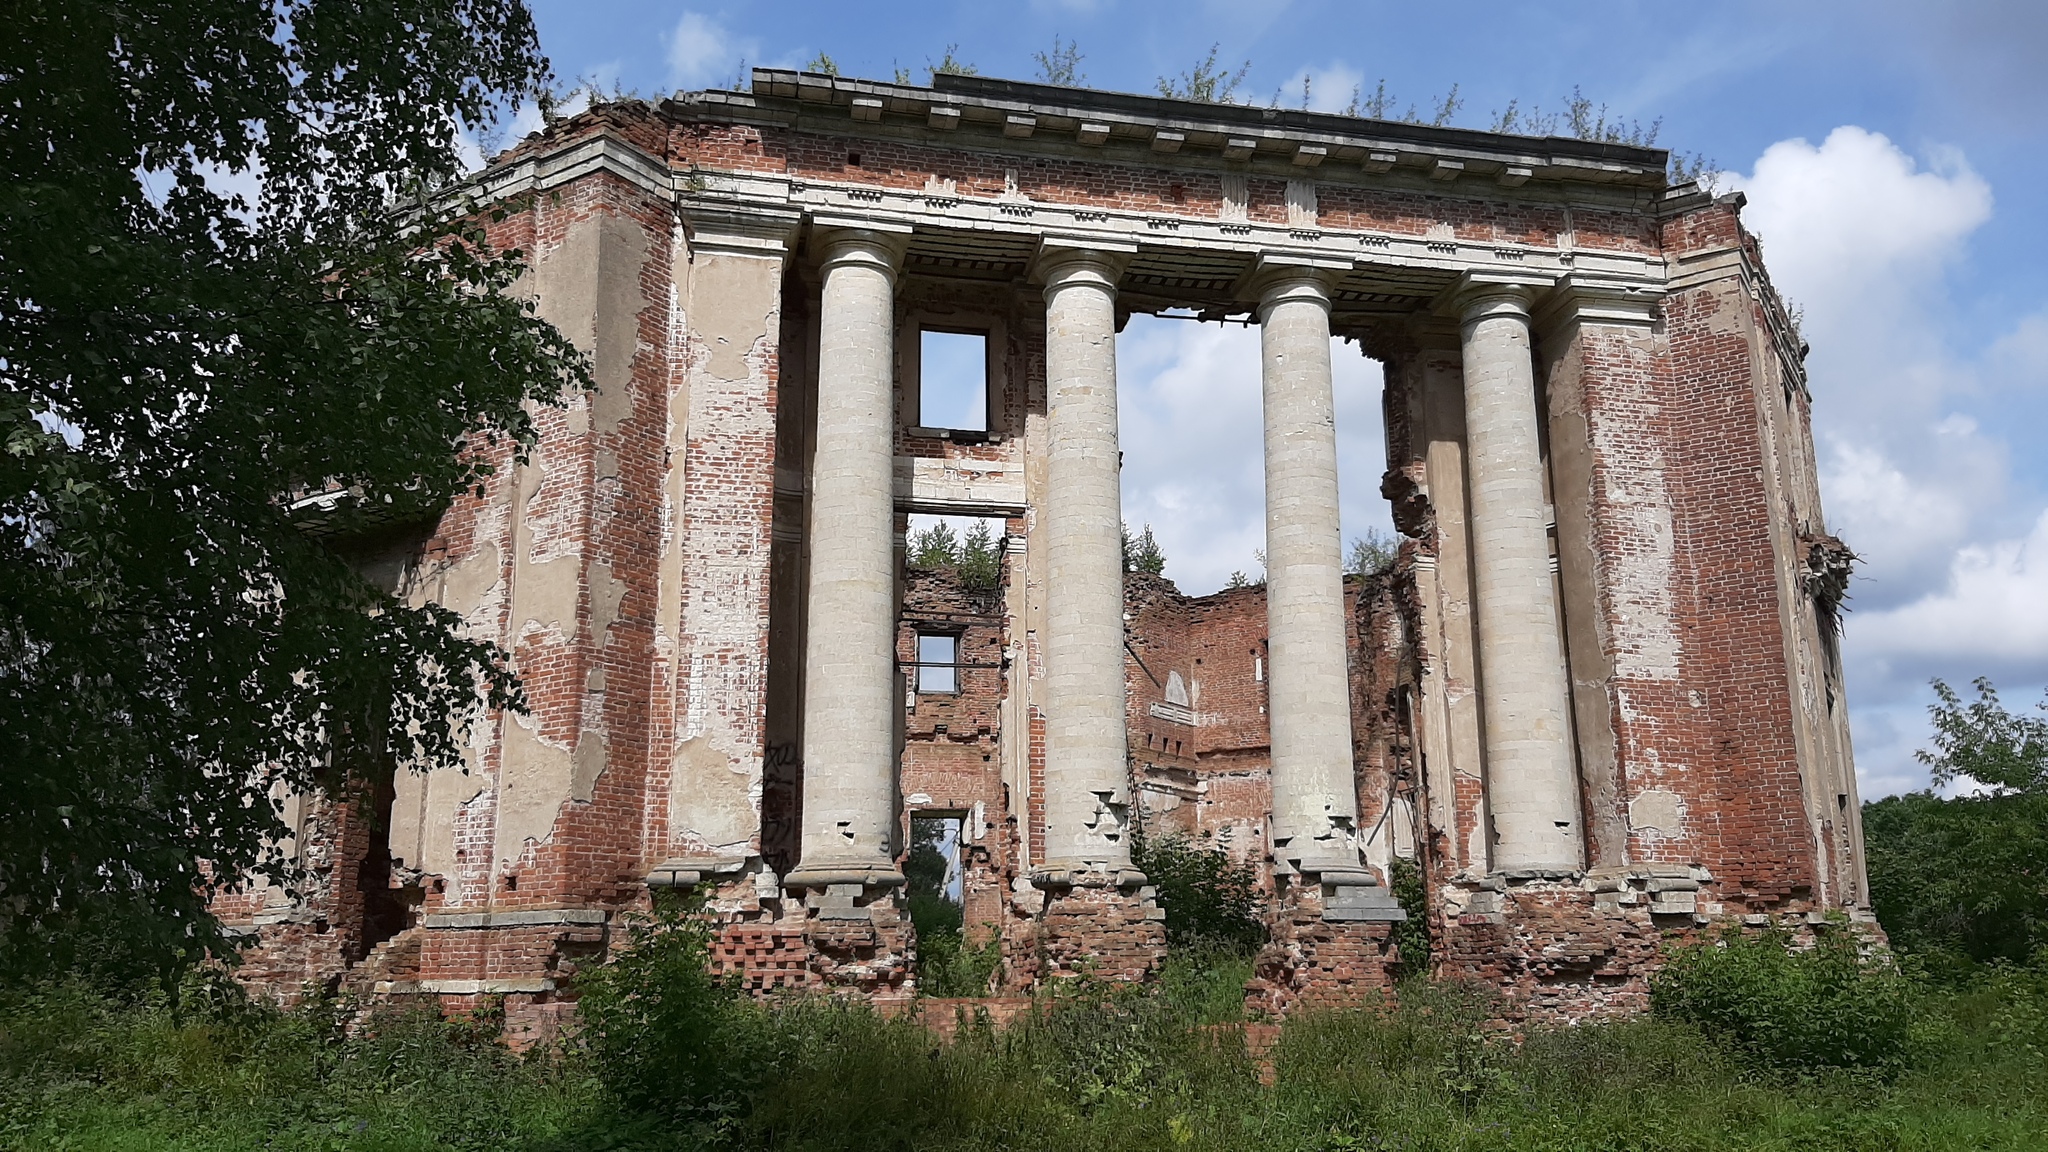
[906,812,997,995]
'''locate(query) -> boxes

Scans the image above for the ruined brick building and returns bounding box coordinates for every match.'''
[219,69,1870,1036]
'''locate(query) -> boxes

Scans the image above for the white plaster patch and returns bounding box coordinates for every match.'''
[1589,348,1681,681]
[1628,788,1685,836]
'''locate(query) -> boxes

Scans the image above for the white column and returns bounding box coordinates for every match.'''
[1456,281,1583,873]
[788,228,904,887]
[1037,245,1134,878]
[1255,266,1361,874]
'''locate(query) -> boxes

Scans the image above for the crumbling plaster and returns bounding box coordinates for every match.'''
[224,72,1872,1025]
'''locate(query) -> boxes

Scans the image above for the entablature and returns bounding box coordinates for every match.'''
[683,70,1669,206]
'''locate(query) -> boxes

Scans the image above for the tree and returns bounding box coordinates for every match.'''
[1156,45,1250,104]
[1130,831,1265,954]
[907,521,962,570]
[1033,36,1085,87]
[957,519,1001,591]
[929,44,977,81]
[1347,528,1399,576]
[1917,677,2048,795]
[1863,678,2048,970]
[1,1,584,981]
[1121,522,1166,576]
[907,518,1003,592]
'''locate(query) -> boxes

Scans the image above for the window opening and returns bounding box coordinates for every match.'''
[919,329,988,431]
[917,632,959,694]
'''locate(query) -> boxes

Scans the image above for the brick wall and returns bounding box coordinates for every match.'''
[218,101,1868,1028]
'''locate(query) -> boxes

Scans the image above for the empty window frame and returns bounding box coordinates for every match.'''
[918,328,988,431]
[917,632,959,694]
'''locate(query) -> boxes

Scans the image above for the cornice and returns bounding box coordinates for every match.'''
[474,133,670,200]
[684,70,1669,201]
[1531,272,1660,333]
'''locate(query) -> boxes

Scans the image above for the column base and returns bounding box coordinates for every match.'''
[1247,874,1404,1018]
[1030,870,1166,984]
[787,878,915,1001]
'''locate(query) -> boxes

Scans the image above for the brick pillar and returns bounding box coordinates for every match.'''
[1031,240,1163,980]
[1450,274,1583,874]
[786,228,912,991]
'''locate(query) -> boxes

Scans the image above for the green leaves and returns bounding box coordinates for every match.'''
[1653,925,1924,1078]
[1861,678,2048,971]
[1130,831,1266,955]
[1918,677,2048,795]
[1866,789,2048,969]
[1,1,584,982]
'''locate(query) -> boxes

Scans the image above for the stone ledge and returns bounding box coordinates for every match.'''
[421,909,610,930]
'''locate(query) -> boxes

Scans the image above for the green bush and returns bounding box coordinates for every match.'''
[574,890,770,1126]
[1653,924,1922,1077]
[1863,677,2048,976]
[1131,831,1266,955]
[1387,857,1431,976]
[918,923,1003,998]
[10,963,2048,1150]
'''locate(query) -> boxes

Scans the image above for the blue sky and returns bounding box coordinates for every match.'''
[520,1,2048,797]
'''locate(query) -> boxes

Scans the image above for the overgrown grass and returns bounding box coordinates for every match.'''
[8,949,2048,1151]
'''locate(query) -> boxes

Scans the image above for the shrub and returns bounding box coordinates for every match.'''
[1131,831,1266,954]
[918,925,1003,998]
[1652,924,1921,1077]
[574,890,769,1124]
[1387,857,1431,976]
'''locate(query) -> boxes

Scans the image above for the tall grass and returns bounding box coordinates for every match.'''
[6,946,2047,1151]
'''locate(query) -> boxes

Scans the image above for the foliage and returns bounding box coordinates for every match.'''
[905,818,1002,997]
[1861,678,2048,971]
[1488,85,1660,145]
[918,926,1003,999]
[908,518,1003,591]
[1346,528,1399,577]
[930,44,978,80]
[1157,44,1251,104]
[0,974,588,1151]
[1867,789,2048,969]
[574,890,768,1127]
[805,53,839,76]
[1,0,583,982]
[1132,832,1266,955]
[1120,521,1166,576]
[1386,857,1432,976]
[1033,36,1086,87]
[10,961,2048,1150]
[1339,78,1464,126]
[1917,677,2048,795]
[1652,924,1923,1078]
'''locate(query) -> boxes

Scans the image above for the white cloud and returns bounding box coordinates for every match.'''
[1116,317,1388,595]
[1853,509,2048,665]
[667,11,752,88]
[1279,62,1365,114]
[1727,126,2048,794]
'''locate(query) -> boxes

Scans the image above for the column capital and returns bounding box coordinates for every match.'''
[1247,253,1347,318]
[810,221,909,275]
[1030,235,1134,295]
[682,205,803,260]
[1531,272,1660,334]
[1433,270,1555,326]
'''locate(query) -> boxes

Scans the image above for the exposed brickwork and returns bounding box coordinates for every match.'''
[1247,883,1399,1019]
[1031,882,1167,984]
[217,91,1866,1032]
